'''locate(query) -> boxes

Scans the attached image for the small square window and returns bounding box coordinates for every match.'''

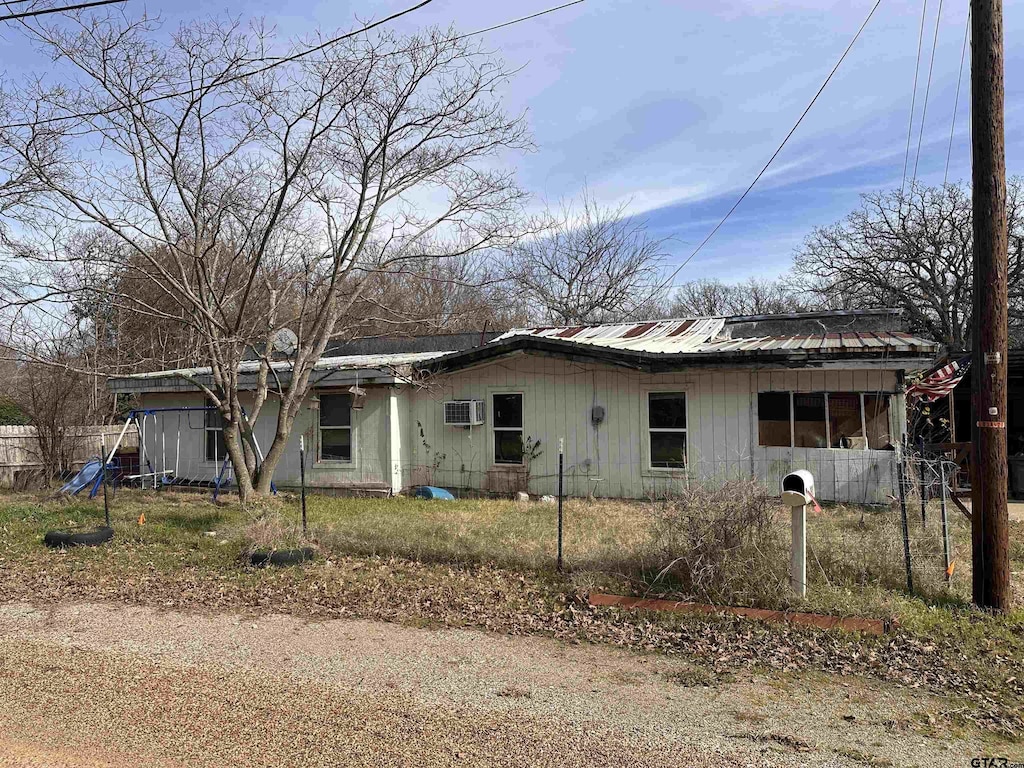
[319,393,353,462]
[648,392,686,469]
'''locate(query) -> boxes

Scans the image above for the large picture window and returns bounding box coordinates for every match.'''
[319,393,353,462]
[648,392,687,469]
[493,393,524,464]
[758,392,892,449]
[205,402,226,462]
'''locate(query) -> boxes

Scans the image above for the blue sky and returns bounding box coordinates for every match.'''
[4,0,1022,286]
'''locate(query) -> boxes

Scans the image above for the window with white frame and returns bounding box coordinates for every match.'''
[757,392,892,449]
[492,393,524,464]
[648,392,687,468]
[319,393,353,462]
[204,401,226,462]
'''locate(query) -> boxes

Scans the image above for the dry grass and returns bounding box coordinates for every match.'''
[0,484,988,620]
[0,488,1023,738]
[305,494,651,575]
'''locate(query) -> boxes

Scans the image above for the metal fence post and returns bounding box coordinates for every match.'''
[557,437,564,573]
[299,435,308,534]
[897,453,914,593]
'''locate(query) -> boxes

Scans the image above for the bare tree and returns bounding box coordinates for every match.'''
[792,180,1024,350]
[667,277,812,317]
[507,192,670,324]
[0,14,529,500]
[8,342,102,480]
[349,254,529,337]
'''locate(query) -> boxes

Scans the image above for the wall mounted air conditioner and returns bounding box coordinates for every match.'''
[444,400,485,427]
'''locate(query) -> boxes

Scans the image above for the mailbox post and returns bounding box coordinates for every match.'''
[781,470,814,598]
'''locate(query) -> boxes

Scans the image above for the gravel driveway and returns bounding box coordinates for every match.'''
[0,602,995,767]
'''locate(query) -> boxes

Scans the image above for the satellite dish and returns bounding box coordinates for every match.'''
[272,328,298,355]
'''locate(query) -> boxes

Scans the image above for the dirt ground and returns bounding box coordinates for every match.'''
[0,601,1007,767]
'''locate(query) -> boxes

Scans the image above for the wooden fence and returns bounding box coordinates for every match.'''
[0,424,138,488]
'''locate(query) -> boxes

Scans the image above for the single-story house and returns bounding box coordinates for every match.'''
[107,309,940,504]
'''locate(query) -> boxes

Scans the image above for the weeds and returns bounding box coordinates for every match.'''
[645,479,788,607]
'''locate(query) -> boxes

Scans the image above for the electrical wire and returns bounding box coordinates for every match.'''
[657,0,883,294]
[911,0,944,185]
[0,0,127,22]
[0,0,436,129]
[899,0,929,203]
[0,0,586,131]
[943,8,970,186]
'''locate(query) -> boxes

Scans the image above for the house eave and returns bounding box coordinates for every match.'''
[107,367,407,395]
[419,337,939,375]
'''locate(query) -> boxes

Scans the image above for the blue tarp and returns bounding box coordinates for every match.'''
[59,458,103,497]
[415,486,455,500]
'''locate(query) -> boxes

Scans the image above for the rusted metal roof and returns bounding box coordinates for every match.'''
[492,318,726,353]
[699,331,936,354]
[492,319,938,357]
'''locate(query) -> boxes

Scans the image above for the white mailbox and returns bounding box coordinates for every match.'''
[781,469,815,507]
[780,469,814,598]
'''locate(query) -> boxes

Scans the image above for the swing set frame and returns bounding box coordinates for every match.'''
[102,406,275,501]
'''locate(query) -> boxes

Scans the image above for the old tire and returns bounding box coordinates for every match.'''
[249,547,314,567]
[43,526,114,549]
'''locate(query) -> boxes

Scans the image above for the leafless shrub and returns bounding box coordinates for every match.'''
[646,479,788,606]
[238,506,306,555]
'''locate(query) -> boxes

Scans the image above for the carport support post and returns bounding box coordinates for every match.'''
[557,438,564,573]
[790,502,806,597]
[299,435,307,534]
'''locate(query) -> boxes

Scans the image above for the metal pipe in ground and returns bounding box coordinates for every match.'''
[897,455,914,593]
[299,435,307,534]
[940,459,952,583]
[557,438,564,573]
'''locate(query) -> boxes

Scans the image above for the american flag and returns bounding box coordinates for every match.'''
[906,356,971,402]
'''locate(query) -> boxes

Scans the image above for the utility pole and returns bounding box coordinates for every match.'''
[970,0,1011,611]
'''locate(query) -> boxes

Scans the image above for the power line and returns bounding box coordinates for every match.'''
[0,0,586,131]
[657,0,883,293]
[0,0,435,129]
[899,0,929,202]
[0,0,127,22]
[911,0,944,185]
[943,8,970,186]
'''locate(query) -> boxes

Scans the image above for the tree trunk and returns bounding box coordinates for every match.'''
[222,419,255,503]
[253,405,298,496]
